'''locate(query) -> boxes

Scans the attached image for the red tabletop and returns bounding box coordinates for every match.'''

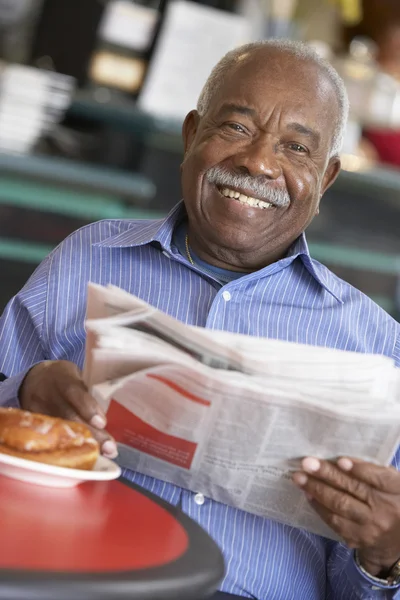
[0,476,188,572]
[0,474,224,600]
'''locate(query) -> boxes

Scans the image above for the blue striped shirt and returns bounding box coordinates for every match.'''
[1,202,400,599]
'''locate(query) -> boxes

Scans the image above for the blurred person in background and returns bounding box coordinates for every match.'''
[1,40,400,599]
[363,21,400,167]
[344,0,400,167]
[376,22,400,81]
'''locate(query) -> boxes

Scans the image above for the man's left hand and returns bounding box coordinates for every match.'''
[292,457,400,577]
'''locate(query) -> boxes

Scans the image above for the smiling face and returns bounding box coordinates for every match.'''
[181,48,342,271]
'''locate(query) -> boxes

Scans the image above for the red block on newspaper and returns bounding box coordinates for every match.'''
[106,400,197,469]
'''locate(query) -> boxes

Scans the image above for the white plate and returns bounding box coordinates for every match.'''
[0,452,121,488]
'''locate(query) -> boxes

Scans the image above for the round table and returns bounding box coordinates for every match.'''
[0,475,224,600]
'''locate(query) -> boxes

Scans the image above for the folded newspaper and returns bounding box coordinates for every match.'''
[84,283,400,540]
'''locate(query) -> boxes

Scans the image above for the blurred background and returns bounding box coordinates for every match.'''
[0,0,400,319]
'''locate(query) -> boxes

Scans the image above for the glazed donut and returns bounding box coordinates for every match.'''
[0,408,99,470]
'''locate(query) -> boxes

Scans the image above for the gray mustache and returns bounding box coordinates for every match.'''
[206,166,291,208]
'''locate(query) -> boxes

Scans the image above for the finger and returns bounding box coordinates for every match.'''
[337,457,400,495]
[101,439,119,459]
[292,472,370,524]
[308,498,362,547]
[29,397,118,459]
[61,400,118,459]
[84,423,118,459]
[60,380,107,430]
[300,457,371,503]
[60,413,118,460]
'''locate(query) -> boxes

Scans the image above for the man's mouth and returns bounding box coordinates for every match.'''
[217,186,274,210]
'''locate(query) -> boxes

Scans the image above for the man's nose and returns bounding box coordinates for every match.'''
[232,137,282,179]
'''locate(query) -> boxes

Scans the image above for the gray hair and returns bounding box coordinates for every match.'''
[197,39,349,158]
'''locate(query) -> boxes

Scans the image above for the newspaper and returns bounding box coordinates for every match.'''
[84,283,400,540]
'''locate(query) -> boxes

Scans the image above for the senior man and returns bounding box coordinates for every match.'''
[1,40,400,599]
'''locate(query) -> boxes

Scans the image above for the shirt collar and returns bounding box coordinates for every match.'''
[95,201,343,303]
[288,235,344,303]
[94,202,184,250]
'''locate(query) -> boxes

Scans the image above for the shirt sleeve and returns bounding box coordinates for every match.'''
[326,543,400,599]
[0,255,51,407]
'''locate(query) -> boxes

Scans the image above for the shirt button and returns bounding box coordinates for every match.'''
[194,493,205,506]
[222,290,231,301]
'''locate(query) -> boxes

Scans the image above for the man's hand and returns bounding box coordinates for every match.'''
[19,360,118,459]
[292,457,400,577]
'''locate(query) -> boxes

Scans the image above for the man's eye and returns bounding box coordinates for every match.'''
[225,123,246,134]
[289,143,307,153]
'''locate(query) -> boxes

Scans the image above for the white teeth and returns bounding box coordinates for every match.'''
[220,187,273,209]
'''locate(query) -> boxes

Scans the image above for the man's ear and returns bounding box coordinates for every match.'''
[182,110,200,155]
[314,157,341,216]
[321,156,341,196]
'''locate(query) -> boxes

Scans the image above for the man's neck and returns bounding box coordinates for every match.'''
[187,228,290,273]
[173,220,245,284]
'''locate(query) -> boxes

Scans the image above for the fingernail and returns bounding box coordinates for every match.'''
[102,440,118,459]
[293,472,308,486]
[337,457,353,471]
[302,457,320,473]
[90,414,107,429]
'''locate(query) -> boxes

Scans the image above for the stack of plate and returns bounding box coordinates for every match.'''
[0,63,75,154]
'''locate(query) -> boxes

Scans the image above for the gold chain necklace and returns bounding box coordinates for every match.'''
[185,234,195,265]
[185,233,233,282]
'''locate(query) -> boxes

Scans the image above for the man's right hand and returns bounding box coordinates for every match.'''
[19,360,118,459]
